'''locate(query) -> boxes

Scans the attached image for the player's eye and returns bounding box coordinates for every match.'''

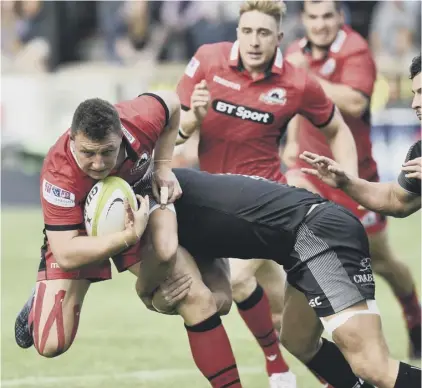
[82,150,95,157]
[102,150,113,156]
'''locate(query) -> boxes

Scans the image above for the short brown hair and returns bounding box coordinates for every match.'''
[239,0,287,25]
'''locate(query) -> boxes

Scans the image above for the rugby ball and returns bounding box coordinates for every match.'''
[84,177,138,236]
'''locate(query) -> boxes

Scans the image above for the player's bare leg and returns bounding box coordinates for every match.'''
[280,284,372,388]
[15,279,90,357]
[255,260,286,334]
[197,257,232,316]
[368,229,421,359]
[287,170,422,359]
[230,258,295,387]
[138,246,242,388]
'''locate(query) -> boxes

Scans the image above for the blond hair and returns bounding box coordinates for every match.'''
[239,1,287,25]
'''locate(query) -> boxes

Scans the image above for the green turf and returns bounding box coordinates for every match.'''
[1,208,421,387]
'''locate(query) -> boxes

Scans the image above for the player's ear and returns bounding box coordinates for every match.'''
[278,31,284,45]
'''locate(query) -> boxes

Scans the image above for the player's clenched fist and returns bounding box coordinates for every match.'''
[191,80,210,123]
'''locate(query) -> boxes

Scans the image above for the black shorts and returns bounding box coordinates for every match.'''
[286,202,376,317]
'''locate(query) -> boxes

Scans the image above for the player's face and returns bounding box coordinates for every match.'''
[71,131,123,180]
[237,11,282,72]
[302,1,343,49]
[411,73,421,121]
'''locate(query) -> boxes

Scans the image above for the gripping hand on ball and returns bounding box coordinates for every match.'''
[123,194,149,245]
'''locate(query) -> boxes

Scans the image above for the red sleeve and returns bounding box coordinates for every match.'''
[117,94,169,153]
[339,51,376,97]
[298,73,335,127]
[176,45,208,110]
[41,170,83,230]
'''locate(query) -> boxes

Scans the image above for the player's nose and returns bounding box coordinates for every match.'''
[92,156,106,170]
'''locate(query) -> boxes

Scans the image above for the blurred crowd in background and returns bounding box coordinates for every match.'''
[1,1,421,180]
[2,1,421,74]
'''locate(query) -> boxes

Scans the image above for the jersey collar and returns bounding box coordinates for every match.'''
[300,26,348,55]
[228,40,284,76]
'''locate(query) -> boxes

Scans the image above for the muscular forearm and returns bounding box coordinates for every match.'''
[326,123,358,176]
[316,77,367,118]
[155,106,180,162]
[59,231,130,271]
[342,178,405,217]
[177,109,200,145]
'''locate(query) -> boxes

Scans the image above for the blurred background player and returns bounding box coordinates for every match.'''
[176,1,361,386]
[299,54,421,218]
[283,0,421,359]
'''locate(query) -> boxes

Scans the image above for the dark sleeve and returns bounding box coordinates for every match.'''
[397,141,421,195]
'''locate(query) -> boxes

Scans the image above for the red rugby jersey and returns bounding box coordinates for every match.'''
[40,94,168,264]
[177,41,335,182]
[286,26,379,181]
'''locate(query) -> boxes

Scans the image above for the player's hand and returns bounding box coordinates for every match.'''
[152,166,183,208]
[286,52,309,69]
[401,157,421,180]
[191,80,210,123]
[299,151,350,188]
[151,274,193,314]
[123,194,149,245]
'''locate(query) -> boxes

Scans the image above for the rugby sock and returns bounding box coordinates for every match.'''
[306,338,375,388]
[236,284,289,375]
[185,313,242,388]
[394,362,421,388]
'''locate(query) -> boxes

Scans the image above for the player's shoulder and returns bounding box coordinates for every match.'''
[42,132,86,199]
[333,26,371,58]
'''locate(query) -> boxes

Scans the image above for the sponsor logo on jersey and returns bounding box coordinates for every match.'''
[309,297,322,307]
[360,211,377,227]
[43,179,75,207]
[121,124,135,144]
[131,152,150,175]
[185,57,200,78]
[212,75,241,91]
[320,58,336,76]
[359,258,372,272]
[212,100,274,124]
[259,88,287,105]
[353,258,374,284]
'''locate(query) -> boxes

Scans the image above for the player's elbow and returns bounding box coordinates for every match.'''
[345,95,368,118]
[54,252,78,272]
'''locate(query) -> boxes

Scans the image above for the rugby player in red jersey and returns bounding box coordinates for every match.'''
[176,1,360,386]
[14,93,244,388]
[284,0,421,359]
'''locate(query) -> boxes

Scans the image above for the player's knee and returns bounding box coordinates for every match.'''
[151,232,178,263]
[35,340,72,358]
[347,353,386,386]
[183,284,216,311]
[231,273,257,302]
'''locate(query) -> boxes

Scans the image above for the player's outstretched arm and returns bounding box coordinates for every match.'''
[319,108,358,176]
[47,195,149,271]
[300,152,421,217]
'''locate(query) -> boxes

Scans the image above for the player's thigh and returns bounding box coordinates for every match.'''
[279,283,323,362]
[230,257,265,286]
[32,279,90,357]
[197,257,232,315]
[255,259,286,313]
